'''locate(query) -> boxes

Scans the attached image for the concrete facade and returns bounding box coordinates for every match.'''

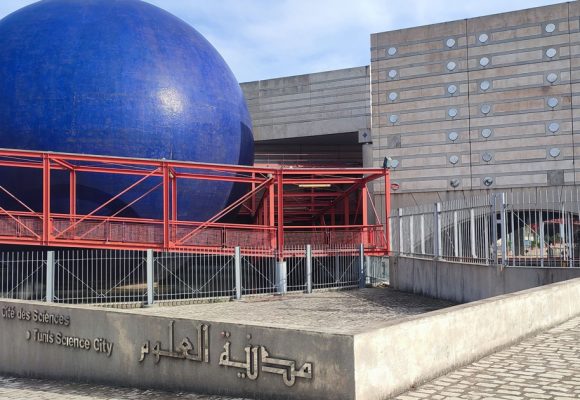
[241,67,370,142]
[372,2,580,206]
[241,3,580,211]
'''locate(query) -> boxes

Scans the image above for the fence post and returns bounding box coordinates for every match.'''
[359,244,365,289]
[235,247,242,300]
[276,260,287,294]
[305,244,312,294]
[433,203,442,259]
[145,249,154,306]
[398,208,403,254]
[499,193,508,267]
[46,251,55,303]
[539,212,544,267]
[470,208,477,259]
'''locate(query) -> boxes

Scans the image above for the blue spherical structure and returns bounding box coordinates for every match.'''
[0,0,254,221]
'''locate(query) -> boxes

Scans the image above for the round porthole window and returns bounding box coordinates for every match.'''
[480,80,491,91]
[447,61,457,71]
[481,128,492,138]
[448,131,459,142]
[388,47,397,56]
[446,38,456,48]
[388,69,398,79]
[449,155,459,165]
[548,122,560,133]
[478,33,489,43]
[448,108,458,118]
[545,23,556,33]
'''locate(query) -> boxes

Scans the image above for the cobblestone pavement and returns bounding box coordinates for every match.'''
[0,375,246,400]
[395,315,580,400]
[120,287,456,334]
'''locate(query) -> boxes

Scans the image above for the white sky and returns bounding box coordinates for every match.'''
[0,0,568,82]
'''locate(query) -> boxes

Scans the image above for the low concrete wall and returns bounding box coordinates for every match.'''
[0,300,354,400]
[390,256,580,303]
[354,277,580,399]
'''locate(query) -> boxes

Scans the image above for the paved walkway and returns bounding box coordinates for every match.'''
[395,315,580,400]
[121,288,456,334]
[0,375,244,400]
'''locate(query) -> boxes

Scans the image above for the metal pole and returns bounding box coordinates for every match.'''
[235,247,241,300]
[539,212,544,267]
[276,260,287,294]
[500,193,508,267]
[420,214,425,255]
[306,244,312,294]
[146,249,154,306]
[409,215,414,255]
[398,208,403,254]
[434,203,442,259]
[470,208,476,259]
[359,243,365,289]
[335,253,340,283]
[46,251,55,303]
[453,211,459,258]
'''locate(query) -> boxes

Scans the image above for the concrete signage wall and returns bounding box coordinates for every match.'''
[0,300,354,400]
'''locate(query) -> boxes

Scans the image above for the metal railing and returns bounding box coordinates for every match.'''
[390,187,580,268]
[0,244,372,306]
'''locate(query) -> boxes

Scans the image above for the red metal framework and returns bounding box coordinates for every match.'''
[0,148,390,258]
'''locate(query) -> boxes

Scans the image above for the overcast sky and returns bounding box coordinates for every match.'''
[0,0,567,82]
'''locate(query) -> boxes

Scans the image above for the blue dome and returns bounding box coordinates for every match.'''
[0,0,254,221]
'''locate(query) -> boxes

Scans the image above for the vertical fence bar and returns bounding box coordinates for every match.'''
[146,249,154,306]
[500,193,508,267]
[398,208,403,254]
[420,214,425,255]
[359,243,365,289]
[306,244,312,294]
[46,251,54,303]
[434,203,442,259]
[234,247,241,300]
[470,209,476,259]
[453,211,459,258]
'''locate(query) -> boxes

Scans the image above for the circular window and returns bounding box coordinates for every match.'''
[449,155,459,165]
[450,178,460,188]
[480,57,490,67]
[481,128,492,138]
[478,33,489,43]
[546,48,557,58]
[482,152,493,162]
[388,92,398,101]
[545,23,556,33]
[448,131,459,141]
[483,177,494,187]
[481,104,491,115]
[480,80,491,91]
[446,38,456,48]
[447,61,457,71]
[389,114,399,124]
[547,97,559,108]
[388,69,398,79]
[448,108,458,118]
[546,73,558,83]
[549,147,561,158]
[388,47,397,56]
[447,84,457,95]
[548,122,560,133]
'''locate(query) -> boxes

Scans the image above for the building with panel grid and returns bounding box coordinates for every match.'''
[241,2,578,215]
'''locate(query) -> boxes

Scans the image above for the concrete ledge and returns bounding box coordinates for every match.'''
[2,277,580,399]
[390,255,580,303]
[354,277,580,399]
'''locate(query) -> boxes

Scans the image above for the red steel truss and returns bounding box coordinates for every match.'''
[0,148,390,258]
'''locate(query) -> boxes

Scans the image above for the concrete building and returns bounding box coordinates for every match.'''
[241,2,579,214]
